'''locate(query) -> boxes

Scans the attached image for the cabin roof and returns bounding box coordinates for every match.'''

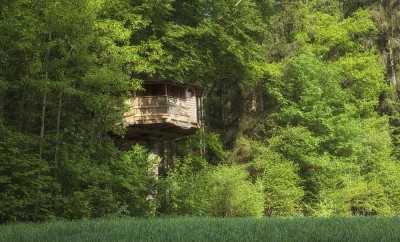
[143,79,204,93]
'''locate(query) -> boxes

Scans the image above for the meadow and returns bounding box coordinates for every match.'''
[1,217,399,242]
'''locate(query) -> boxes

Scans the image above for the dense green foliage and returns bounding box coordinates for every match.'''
[1,0,400,222]
[1,217,400,242]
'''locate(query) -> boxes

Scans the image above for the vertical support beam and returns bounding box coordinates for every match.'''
[196,94,200,126]
[164,84,169,115]
[199,94,206,159]
[153,138,170,214]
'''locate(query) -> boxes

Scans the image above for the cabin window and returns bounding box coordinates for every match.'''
[186,88,194,98]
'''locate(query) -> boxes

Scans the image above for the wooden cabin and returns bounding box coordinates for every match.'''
[123,81,204,140]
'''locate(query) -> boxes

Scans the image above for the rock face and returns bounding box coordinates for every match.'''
[123,82,203,140]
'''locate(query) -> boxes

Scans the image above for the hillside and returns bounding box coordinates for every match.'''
[1,0,400,223]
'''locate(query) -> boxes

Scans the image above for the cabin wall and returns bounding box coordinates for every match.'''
[167,95,197,127]
[187,95,198,124]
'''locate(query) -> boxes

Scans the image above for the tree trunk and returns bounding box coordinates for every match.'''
[200,96,206,159]
[54,91,63,167]
[0,92,4,121]
[18,87,26,131]
[388,38,397,89]
[39,32,51,160]
[39,91,47,160]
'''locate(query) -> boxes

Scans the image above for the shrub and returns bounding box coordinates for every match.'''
[377,162,400,214]
[111,145,160,216]
[314,179,391,217]
[201,166,264,217]
[252,149,304,216]
[161,155,209,215]
[166,165,264,217]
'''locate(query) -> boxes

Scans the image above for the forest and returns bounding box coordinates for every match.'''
[1,0,400,223]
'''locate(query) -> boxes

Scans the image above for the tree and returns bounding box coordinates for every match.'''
[0,126,58,223]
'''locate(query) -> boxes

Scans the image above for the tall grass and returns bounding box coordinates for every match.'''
[1,217,399,242]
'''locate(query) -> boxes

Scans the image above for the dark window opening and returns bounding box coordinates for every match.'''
[137,84,166,96]
[167,85,186,99]
[135,83,196,99]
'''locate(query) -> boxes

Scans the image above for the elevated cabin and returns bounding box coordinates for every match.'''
[123,81,203,140]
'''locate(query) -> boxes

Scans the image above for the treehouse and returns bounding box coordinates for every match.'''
[123,81,204,140]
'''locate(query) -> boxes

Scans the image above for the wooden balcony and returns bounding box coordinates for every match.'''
[123,95,201,140]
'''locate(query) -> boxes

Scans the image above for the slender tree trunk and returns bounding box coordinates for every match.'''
[259,88,264,112]
[0,65,5,121]
[39,91,47,160]
[221,82,226,136]
[0,92,4,121]
[18,87,26,131]
[54,91,63,167]
[388,38,397,89]
[199,96,206,159]
[40,32,51,160]
[251,90,257,112]
[383,1,398,90]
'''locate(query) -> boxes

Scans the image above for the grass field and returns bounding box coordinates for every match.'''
[1,217,399,242]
